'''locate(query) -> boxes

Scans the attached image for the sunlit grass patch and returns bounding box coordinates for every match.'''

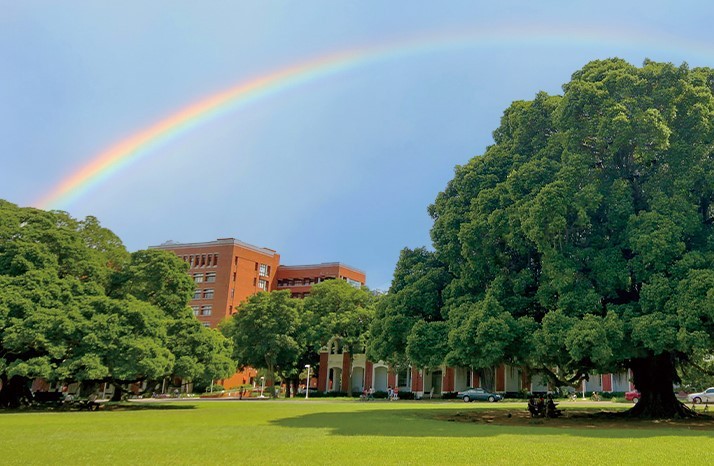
[1,400,712,465]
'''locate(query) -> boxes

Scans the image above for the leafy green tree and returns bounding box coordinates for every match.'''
[406,59,713,418]
[304,279,375,395]
[368,247,450,371]
[64,296,175,400]
[0,201,122,406]
[110,249,194,318]
[0,200,235,405]
[222,291,302,397]
[107,248,237,395]
[678,350,714,392]
[405,321,449,385]
[169,317,235,391]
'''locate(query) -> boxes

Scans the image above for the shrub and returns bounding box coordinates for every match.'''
[308,391,349,398]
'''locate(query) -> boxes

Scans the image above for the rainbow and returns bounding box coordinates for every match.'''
[34,25,709,210]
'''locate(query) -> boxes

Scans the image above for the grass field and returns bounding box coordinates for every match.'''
[1,400,713,465]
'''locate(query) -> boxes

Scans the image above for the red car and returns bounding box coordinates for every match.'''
[625,390,641,403]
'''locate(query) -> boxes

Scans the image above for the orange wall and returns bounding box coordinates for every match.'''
[275,263,366,298]
[220,367,258,389]
[153,239,279,328]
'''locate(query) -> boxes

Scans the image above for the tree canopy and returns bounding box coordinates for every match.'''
[370,59,714,417]
[221,290,302,396]
[303,279,375,394]
[0,200,233,406]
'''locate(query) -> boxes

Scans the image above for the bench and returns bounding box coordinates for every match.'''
[33,392,65,407]
[72,399,101,411]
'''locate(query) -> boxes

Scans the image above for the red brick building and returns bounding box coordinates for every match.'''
[151,238,366,390]
[151,238,281,328]
[276,262,366,298]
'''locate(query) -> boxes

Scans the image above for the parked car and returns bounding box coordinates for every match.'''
[456,387,502,403]
[687,387,714,404]
[625,390,641,403]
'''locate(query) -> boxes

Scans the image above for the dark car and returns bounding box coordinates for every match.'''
[456,387,502,403]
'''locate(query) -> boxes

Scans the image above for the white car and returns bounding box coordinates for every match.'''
[687,387,714,404]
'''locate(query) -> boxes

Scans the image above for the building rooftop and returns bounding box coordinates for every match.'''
[277,262,365,275]
[149,237,278,256]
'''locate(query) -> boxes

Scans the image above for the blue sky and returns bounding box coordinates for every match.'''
[1,1,712,289]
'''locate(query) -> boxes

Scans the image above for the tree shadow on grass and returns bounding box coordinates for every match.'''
[0,402,196,414]
[101,403,197,412]
[270,408,714,439]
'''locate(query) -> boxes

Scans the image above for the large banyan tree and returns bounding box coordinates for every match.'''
[373,59,714,418]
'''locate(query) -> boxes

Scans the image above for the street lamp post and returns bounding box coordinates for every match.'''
[260,376,265,398]
[305,365,311,400]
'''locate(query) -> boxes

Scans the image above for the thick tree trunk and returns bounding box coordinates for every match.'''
[627,353,695,418]
[110,384,124,402]
[267,364,275,398]
[479,368,495,392]
[0,375,33,408]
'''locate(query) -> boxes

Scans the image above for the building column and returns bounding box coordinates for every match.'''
[496,365,506,392]
[365,360,374,389]
[341,352,351,393]
[318,349,329,392]
[443,367,455,393]
[387,366,396,389]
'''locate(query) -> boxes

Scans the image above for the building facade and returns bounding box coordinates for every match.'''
[150,238,366,390]
[275,263,366,298]
[151,238,281,328]
[317,347,635,397]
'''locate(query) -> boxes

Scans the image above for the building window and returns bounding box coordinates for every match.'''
[213,254,218,267]
[346,277,362,288]
[258,279,268,291]
[232,272,236,282]
[259,263,269,277]
[203,289,214,299]
[206,272,216,283]
[192,289,202,300]
[191,305,200,316]
[230,288,234,298]
[200,305,212,316]
[202,322,211,328]
[193,273,204,283]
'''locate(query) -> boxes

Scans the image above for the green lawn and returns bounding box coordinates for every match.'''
[1,400,712,465]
